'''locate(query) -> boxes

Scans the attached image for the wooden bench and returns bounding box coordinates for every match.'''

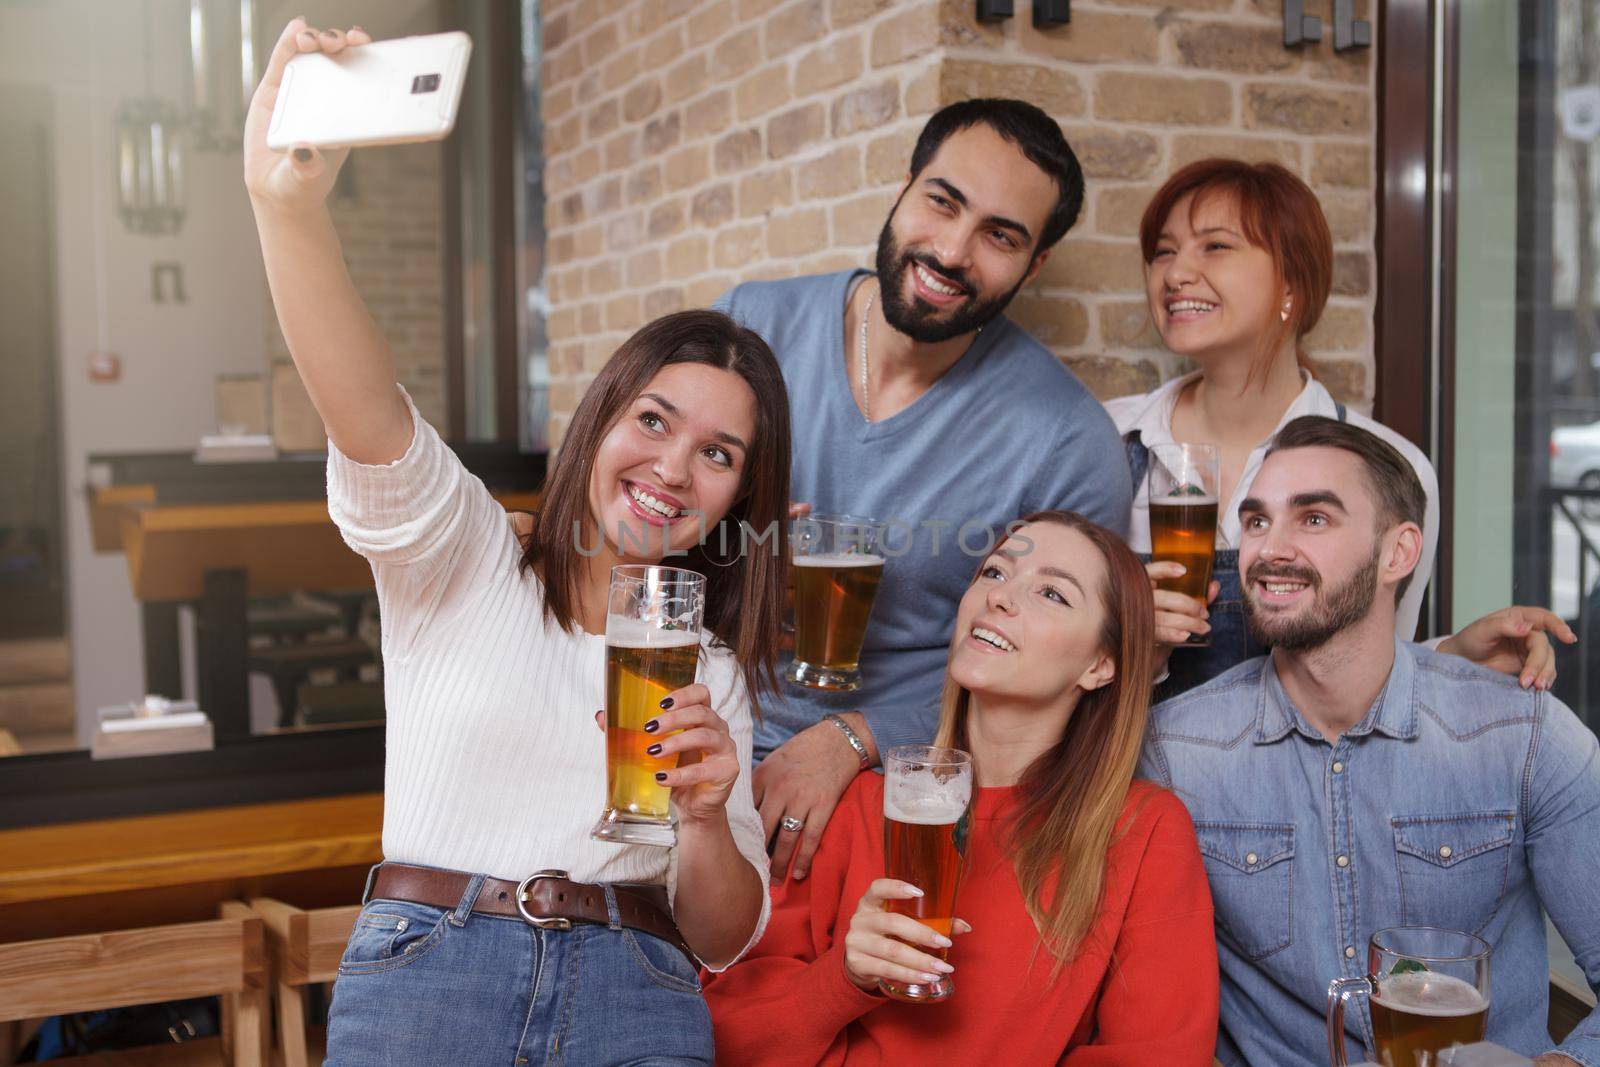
[247,898,361,1067]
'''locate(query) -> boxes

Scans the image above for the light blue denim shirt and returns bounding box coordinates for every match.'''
[1139,639,1600,1067]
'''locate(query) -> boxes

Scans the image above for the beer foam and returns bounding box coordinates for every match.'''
[604,617,702,649]
[794,553,885,568]
[884,776,971,825]
[1372,972,1488,1018]
[1151,493,1219,506]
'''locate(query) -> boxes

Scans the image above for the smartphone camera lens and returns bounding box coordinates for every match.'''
[411,73,441,94]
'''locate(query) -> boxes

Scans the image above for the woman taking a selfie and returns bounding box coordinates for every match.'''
[246,21,790,1066]
[703,511,1218,1065]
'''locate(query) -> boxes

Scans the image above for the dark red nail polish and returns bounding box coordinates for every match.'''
[654,772,667,782]
[659,697,674,710]
[643,719,659,733]
[646,743,662,757]
[294,148,312,162]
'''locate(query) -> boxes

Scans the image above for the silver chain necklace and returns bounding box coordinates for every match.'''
[858,288,876,422]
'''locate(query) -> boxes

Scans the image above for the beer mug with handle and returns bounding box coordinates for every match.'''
[786,514,887,691]
[1147,443,1220,646]
[591,565,705,848]
[880,744,973,1003]
[1327,926,1491,1067]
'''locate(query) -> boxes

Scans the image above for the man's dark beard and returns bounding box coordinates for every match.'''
[873,209,1030,344]
[1243,547,1380,652]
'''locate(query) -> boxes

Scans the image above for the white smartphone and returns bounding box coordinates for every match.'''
[266,31,472,151]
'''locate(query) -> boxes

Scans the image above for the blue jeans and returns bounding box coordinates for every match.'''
[325,875,713,1066]
[1158,549,1265,700]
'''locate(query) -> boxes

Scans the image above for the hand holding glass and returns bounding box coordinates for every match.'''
[786,514,887,691]
[1147,443,1220,647]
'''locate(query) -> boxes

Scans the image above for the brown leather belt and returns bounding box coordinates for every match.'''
[367,862,691,961]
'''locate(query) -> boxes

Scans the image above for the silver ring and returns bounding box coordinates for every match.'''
[780,814,804,833]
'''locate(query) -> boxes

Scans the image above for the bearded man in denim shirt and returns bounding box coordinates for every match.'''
[1140,415,1600,1067]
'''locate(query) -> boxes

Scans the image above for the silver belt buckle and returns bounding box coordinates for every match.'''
[515,868,574,930]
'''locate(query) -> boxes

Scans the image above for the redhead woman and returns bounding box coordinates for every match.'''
[704,512,1218,1066]
[1109,158,1568,695]
[246,21,790,1066]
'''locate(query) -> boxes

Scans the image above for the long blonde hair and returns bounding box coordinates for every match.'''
[933,510,1155,967]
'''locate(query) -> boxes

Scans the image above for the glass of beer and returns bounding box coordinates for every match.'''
[1147,443,1221,646]
[786,514,887,691]
[590,565,705,849]
[879,744,973,1003]
[1326,926,1491,1066]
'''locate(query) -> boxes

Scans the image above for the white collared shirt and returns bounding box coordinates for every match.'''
[1103,370,1441,639]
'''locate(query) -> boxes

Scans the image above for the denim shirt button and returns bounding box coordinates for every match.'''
[1332,761,1344,773]
[1245,852,1258,866]
[1438,845,1453,859]
[1337,855,1350,868]
[1345,946,1356,959]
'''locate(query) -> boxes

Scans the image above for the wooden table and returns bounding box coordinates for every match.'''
[0,793,383,943]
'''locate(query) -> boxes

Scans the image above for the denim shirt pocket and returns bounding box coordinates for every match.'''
[1392,811,1517,934]
[337,900,452,975]
[1195,821,1296,961]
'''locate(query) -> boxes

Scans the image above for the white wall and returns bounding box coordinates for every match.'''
[1,0,270,738]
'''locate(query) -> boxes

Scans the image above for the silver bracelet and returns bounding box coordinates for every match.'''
[823,713,872,769]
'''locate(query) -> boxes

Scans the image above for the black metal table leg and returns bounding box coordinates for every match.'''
[141,601,183,699]
[198,568,250,738]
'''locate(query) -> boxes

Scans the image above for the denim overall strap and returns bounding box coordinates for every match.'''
[1335,401,1348,422]
[1124,430,1149,489]
[1158,547,1270,699]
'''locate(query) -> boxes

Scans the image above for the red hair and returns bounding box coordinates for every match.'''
[1138,158,1334,384]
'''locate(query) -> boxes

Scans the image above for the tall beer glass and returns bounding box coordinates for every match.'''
[1147,442,1221,646]
[591,566,705,849]
[1327,926,1491,1066]
[787,514,886,691]
[879,744,973,1003]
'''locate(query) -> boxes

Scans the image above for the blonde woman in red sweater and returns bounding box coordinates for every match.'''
[704,510,1218,1065]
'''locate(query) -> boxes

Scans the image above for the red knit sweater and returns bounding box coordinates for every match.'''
[705,774,1218,1066]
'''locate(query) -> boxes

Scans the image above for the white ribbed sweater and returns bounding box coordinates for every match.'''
[325,390,769,957]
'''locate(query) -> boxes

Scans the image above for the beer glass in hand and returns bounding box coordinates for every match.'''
[786,515,887,691]
[1147,443,1220,647]
[880,744,973,1003]
[591,566,705,848]
[1327,926,1491,1066]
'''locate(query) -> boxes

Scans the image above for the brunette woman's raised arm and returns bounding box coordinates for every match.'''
[244,19,411,465]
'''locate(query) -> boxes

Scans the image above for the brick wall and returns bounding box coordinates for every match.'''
[540,0,1376,446]
[264,142,449,432]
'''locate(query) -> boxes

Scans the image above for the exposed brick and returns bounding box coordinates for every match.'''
[574,223,604,258]
[715,223,767,268]
[799,144,863,199]
[692,183,736,227]
[605,130,640,172]
[1019,10,1158,64]
[643,25,686,71]
[603,48,642,93]
[581,21,620,68]
[1010,295,1090,347]
[1094,185,1159,238]
[1173,21,1301,76]
[738,0,785,19]
[1066,356,1162,401]
[1332,251,1371,297]
[664,145,710,191]
[649,198,686,240]
[767,102,826,158]
[1245,84,1371,136]
[711,26,763,82]
[685,89,734,139]
[1097,300,1160,348]
[584,176,623,217]
[666,233,710,276]
[793,36,865,97]
[644,286,688,319]
[587,259,622,294]
[740,169,796,217]
[832,189,894,244]
[687,1,735,46]
[829,0,894,28]
[623,79,662,123]
[737,65,792,121]
[1320,190,1371,244]
[1304,305,1368,351]
[642,112,682,154]
[605,292,642,333]
[1094,72,1233,126]
[1312,142,1372,188]
[687,273,737,308]
[715,128,765,174]
[585,97,620,139]
[1036,239,1143,292]
[1305,358,1367,405]
[545,10,573,50]
[1169,134,1299,172]
[871,7,940,68]
[1062,126,1160,181]
[904,65,941,116]
[767,0,828,58]
[606,210,644,252]
[866,128,917,183]
[545,84,575,122]
[665,53,709,105]
[768,206,831,257]
[626,248,663,288]
[939,59,1085,116]
[831,80,899,137]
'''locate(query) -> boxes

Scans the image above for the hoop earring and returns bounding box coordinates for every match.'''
[697,522,743,569]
